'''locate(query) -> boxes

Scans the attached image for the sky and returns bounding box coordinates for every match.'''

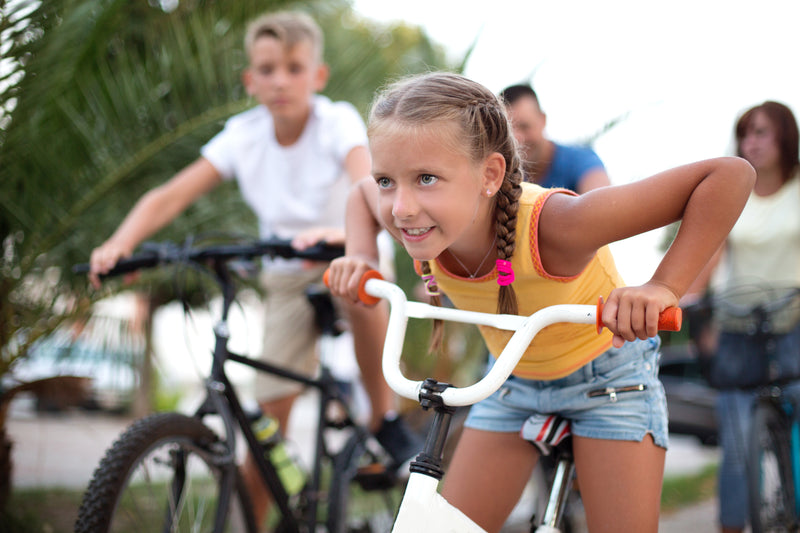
[351,0,800,284]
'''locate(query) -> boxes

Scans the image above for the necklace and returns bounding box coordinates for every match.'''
[448,235,497,279]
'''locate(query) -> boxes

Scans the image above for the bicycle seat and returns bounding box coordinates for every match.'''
[306,285,346,337]
[521,413,571,456]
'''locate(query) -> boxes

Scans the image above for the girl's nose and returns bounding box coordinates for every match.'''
[391,187,417,219]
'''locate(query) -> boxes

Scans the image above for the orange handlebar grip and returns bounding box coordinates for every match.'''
[322,268,383,306]
[357,270,383,306]
[596,296,683,334]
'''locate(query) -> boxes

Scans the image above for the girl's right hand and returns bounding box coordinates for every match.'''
[325,256,375,304]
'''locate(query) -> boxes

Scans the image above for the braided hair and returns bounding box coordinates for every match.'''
[369,72,524,349]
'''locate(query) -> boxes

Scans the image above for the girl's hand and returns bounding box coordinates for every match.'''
[325,256,376,304]
[600,281,680,347]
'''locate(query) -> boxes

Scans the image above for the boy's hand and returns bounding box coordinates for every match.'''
[292,227,345,269]
[291,227,345,250]
[600,281,680,347]
[325,256,375,304]
[89,241,133,289]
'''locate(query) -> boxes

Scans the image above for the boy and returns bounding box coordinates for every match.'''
[89,10,419,526]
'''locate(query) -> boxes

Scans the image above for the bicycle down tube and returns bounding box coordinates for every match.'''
[328,269,681,533]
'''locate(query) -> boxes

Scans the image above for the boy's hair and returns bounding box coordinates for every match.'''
[244,11,324,63]
[736,100,800,183]
[369,72,524,348]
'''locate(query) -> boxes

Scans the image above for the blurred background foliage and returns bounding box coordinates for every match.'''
[0,0,458,381]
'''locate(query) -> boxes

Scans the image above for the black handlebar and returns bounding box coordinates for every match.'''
[72,238,344,278]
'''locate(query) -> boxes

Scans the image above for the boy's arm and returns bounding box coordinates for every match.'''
[89,157,222,284]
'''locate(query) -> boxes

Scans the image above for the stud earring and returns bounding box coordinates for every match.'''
[486,189,493,197]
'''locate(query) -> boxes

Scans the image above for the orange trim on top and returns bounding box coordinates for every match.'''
[529,188,580,282]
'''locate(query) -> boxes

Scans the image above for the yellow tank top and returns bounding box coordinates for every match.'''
[427,183,624,380]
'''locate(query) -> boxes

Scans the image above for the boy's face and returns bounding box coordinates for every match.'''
[243,36,328,124]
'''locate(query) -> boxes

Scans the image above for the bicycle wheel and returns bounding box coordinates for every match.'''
[327,432,401,532]
[748,401,797,533]
[75,412,256,533]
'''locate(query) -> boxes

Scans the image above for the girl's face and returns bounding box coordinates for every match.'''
[369,124,503,262]
[739,111,782,173]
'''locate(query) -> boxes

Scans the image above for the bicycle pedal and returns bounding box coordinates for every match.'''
[353,463,395,490]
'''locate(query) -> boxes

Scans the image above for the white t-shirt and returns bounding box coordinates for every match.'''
[714,171,800,301]
[201,95,367,271]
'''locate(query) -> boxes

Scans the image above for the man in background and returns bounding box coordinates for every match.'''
[500,83,610,193]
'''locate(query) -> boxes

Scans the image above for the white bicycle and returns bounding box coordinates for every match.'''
[328,269,682,533]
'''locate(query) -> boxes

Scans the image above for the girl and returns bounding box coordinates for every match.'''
[326,72,755,533]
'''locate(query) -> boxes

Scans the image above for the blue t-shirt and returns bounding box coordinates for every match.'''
[537,142,605,192]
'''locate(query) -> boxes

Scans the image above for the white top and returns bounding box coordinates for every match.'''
[201,95,367,271]
[715,171,800,300]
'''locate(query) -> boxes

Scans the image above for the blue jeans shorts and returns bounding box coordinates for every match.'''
[465,336,669,449]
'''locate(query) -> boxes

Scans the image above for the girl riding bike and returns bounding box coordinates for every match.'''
[325,71,755,532]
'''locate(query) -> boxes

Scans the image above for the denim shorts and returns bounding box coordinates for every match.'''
[465,336,669,449]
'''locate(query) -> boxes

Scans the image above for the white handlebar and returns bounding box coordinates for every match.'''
[366,278,597,407]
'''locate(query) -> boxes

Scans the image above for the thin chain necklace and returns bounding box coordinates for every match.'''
[448,235,497,279]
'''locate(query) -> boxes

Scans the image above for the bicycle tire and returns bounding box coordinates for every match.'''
[75,412,257,533]
[748,401,798,533]
[327,432,400,532]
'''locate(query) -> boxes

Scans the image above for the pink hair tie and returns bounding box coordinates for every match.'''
[422,273,440,296]
[496,259,515,286]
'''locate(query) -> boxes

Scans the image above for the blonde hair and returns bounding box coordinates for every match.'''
[369,72,524,349]
[244,11,323,63]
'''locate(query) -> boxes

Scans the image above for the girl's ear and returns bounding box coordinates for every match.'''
[482,152,506,194]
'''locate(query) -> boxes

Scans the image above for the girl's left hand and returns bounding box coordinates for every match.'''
[600,282,680,347]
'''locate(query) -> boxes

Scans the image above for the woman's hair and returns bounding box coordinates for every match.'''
[369,72,524,349]
[244,11,323,63]
[735,100,800,182]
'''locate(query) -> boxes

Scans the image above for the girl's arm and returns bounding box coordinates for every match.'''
[539,156,755,345]
[326,178,389,303]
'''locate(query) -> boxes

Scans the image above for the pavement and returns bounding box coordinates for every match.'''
[7,394,723,531]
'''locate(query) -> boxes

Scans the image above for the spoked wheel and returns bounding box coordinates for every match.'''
[748,402,798,533]
[75,412,256,533]
[327,432,401,532]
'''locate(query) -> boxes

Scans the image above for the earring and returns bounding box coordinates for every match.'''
[486,189,493,197]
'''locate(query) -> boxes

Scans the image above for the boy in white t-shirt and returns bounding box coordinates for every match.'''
[88,10,420,526]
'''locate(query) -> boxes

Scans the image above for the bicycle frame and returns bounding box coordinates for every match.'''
[75,238,376,532]
[359,278,611,532]
[343,274,680,533]
[191,256,372,532]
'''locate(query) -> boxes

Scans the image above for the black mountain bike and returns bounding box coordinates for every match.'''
[73,237,400,533]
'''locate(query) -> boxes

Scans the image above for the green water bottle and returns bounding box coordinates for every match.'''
[252,413,305,495]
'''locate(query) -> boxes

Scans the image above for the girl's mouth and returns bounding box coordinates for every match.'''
[401,226,433,239]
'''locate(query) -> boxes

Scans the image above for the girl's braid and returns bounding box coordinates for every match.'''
[420,260,445,352]
[495,144,523,315]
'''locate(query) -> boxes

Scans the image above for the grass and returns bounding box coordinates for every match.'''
[1,487,84,533]
[1,464,719,531]
[660,463,719,513]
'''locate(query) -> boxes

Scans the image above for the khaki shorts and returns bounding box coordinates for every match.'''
[254,266,327,402]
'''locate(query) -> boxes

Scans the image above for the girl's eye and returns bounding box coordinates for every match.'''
[419,174,438,186]
[375,177,392,189]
